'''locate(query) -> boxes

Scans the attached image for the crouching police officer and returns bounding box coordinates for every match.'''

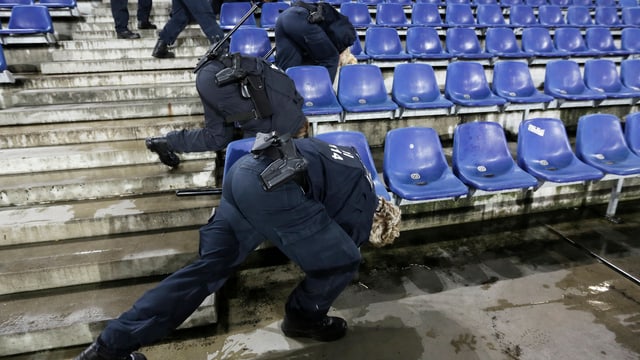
[74,132,401,360]
[146,46,308,168]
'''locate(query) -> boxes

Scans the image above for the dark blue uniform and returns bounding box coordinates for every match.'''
[93,138,378,356]
[158,0,224,45]
[111,0,152,33]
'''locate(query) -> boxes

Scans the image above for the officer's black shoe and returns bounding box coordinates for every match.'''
[145,137,180,168]
[116,30,141,39]
[74,342,147,360]
[137,21,157,29]
[281,315,348,342]
[151,40,175,58]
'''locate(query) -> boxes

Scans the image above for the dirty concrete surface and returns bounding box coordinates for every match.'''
[10,200,640,360]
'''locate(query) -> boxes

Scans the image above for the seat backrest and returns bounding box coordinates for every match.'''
[584,58,624,93]
[595,6,622,26]
[485,27,521,54]
[476,4,507,26]
[492,61,539,97]
[517,118,580,170]
[384,127,451,183]
[392,63,442,103]
[445,61,494,99]
[364,27,404,56]
[229,27,272,58]
[0,0,33,6]
[625,112,640,156]
[445,3,476,25]
[554,27,589,52]
[411,3,444,25]
[220,2,256,28]
[621,27,640,52]
[620,59,640,90]
[314,131,378,176]
[585,27,618,52]
[576,113,631,162]
[7,5,53,32]
[538,5,567,26]
[544,60,589,95]
[548,0,571,5]
[285,65,339,108]
[501,0,524,6]
[453,121,516,175]
[223,137,255,178]
[595,0,616,6]
[376,3,409,26]
[337,64,390,104]
[619,0,638,7]
[510,5,538,26]
[39,0,76,6]
[522,27,557,54]
[622,7,640,26]
[340,2,373,27]
[445,27,483,55]
[406,26,446,55]
[572,0,593,5]
[567,6,593,25]
[259,2,289,29]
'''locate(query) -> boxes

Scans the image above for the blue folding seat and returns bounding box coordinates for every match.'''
[517,118,604,184]
[285,65,343,116]
[474,0,498,5]
[619,0,638,6]
[625,112,640,156]
[340,2,373,28]
[594,0,616,6]
[219,2,256,30]
[594,6,624,27]
[0,0,33,8]
[492,61,554,103]
[314,131,391,200]
[485,27,533,58]
[566,6,594,26]
[500,0,524,6]
[383,127,468,202]
[364,26,412,61]
[585,27,632,56]
[509,5,539,27]
[38,0,76,8]
[452,121,538,192]
[375,3,410,27]
[448,0,472,4]
[537,5,568,27]
[405,26,453,60]
[392,63,453,111]
[476,4,508,26]
[572,0,594,5]
[357,0,384,5]
[349,36,370,61]
[522,27,563,57]
[584,59,640,99]
[445,4,477,26]
[259,2,289,29]
[622,7,640,27]
[0,4,54,43]
[411,3,446,26]
[415,0,443,4]
[386,0,414,4]
[223,137,255,178]
[621,27,640,53]
[337,64,399,113]
[445,27,493,59]
[526,0,548,6]
[544,60,607,101]
[547,0,571,5]
[576,113,640,175]
[445,61,507,106]
[229,27,273,60]
[553,27,601,56]
[620,59,640,91]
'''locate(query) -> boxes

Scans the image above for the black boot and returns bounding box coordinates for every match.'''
[281,315,348,342]
[137,21,157,29]
[151,40,175,58]
[145,137,180,168]
[74,342,147,360]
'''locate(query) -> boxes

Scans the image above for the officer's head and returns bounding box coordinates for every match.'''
[369,196,401,248]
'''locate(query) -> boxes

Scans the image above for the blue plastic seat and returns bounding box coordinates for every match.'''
[521,27,563,57]
[223,137,255,178]
[219,2,256,30]
[576,113,640,175]
[357,0,384,5]
[337,64,399,113]
[595,0,616,6]
[517,118,604,183]
[411,3,446,26]
[286,65,343,116]
[445,4,477,26]
[38,0,76,8]
[594,6,624,27]
[415,0,443,4]
[0,0,33,8]
[492,61,554,103]
[566,6,594,26]
[259,2,289,29]
[553,27,601,56]
[584,59,640,99]
[386,0,414,4]
[0,5,53,35]
[364,27,412,61]
[625,112,640,156]
[548,0,571,5]
[383,127,468,201]
[509,5,539,27]
[544,60,607,101]
[445,27,493,59]
[375,3,410,27]
[621,27,640,53]
[474,0,498,4]
[622,7,640,26]
[392,63,454,110]
[585,27,632,56]
[445,61,507,106]
[620,0,638,7]
[537,5,568,27]
[452,121,538,191]
[405,26,453,60]
[476,4,508,26]
[314,131,391,200]
[500,0,524,6]
[571,0,594,6]
[340,2,373,28]
[526,0,548,6]
[229,27,273,60]
[621,59,640,91]
[485,27,533,58]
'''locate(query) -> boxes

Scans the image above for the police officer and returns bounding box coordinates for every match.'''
[274,1,356,82]
[74,133,402,359]
[111,0,156,39]
[145,51,308,168]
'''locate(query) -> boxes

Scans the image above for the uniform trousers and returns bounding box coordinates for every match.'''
[111,0,152,33]
[158,0,224,45]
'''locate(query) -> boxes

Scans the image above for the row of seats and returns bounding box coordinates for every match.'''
[293,0,639,8]
[0,0,76,8]
[0,5,56,44]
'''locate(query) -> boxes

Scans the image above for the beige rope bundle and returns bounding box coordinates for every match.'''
[369,196,401,248]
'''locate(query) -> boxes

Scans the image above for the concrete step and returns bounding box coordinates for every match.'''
[0,192,217,247]
[70,27,207,41]
[40,55,200,74]
[10,70,197,90]
[0,280,216,357]
[58,36,209,50]
[0,228,200,295]
[51,44,211,61]
[0,98,203,125]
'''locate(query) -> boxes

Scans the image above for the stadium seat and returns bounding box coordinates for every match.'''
[229,27,273,60]
[620,59,640,91]
[517,118,604,184]
[411,3,446,26]
[444,61,507,107]
[544,60,607,101]
[625,112,640,156]
[448,0,471,4]
[509,5,539,27]
[405,26,453,60]
[285,65,343,116]
[553,27,601,56]
[259,2,289,29]
[357,0,384,5]
[219,2,256,30]
[485,27,533,59]
[0,0,33,8]
[566,6,594,26]
[452,121,538,192]
[476,4,508,27]
[314,131,391,200]
[391,63,453,115]
[525,0,548,6]
[383,127,468,203]
[445,27,493,59]
[521,27,564,57]
[415,0,444,4]
[500,0,524,6]
[622,7,640,26]
[340,2,373,28]
[0,5,55,44]
[621,27,640,53]
[0,43,15,83]
[38,0,77,9]
[537,5,569,27]
[375,3,410,27]
[595,0,616,6]
[492,61,554,104]
[364,27,412,61]
[619,0,638,7]
[547,0,571,6]
[571,0,594,5]
[445,4,477,26]
[474,0,498,5]
[337,64,398,115]
[585,27,632,56]
[594,6,624,27]
[223,137,255,178]
[386,0,413,4]
[584,59,640,100]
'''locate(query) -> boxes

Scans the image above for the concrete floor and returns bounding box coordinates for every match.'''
[15,200,640,360]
